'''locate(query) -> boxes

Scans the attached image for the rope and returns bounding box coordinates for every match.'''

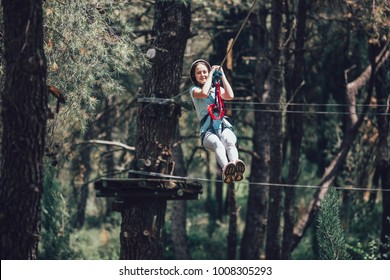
[122,170,390,193]
[219,0,259,70]
[225,101,390,108]
[178,102,390,116]
[227,107,390,116]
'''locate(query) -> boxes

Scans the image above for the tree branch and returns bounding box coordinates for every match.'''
[74,140,135,152]
[291,37,390,250]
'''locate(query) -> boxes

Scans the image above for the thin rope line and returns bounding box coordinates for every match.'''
[219,0,259,69]
[227,107,390,116]
[171,88,190,100]
[122,170,390,192]
[225,101,390,108]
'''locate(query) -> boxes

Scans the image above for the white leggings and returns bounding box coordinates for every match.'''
[203,129,238,170]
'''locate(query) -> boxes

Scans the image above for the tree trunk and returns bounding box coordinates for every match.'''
[282,0,307,260]
[0,0,47,259]
[171,127,191,260]
[215,165,224,221]
[119,0,191,260]
[227,183,237,259]
[265,0,284,260]
[171,200,190,259]
[240,4,270,260]
[375,46,390,259]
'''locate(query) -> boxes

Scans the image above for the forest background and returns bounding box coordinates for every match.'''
[0,0,389,260]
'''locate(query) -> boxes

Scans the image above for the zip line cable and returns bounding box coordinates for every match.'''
[91,167,389,194]
[145,88,390,117]
[166,89,390,117]
[227,107,390,116]
[177,102,390,116]
[225,101,390,108]
[218,0,259,70]
[116,170,390,193]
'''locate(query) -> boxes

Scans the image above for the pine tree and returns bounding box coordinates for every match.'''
[316,186,351,260]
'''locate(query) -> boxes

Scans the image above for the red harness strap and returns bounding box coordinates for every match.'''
[207,81,225,120]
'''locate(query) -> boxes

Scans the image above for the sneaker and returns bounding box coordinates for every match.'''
[222,162,236,184]
[234,160,246,181]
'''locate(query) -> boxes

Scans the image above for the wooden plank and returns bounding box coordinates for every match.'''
[94,171,203,201]
[96,192,200,201]
[95,178,175,191]
[96,187,199,197]
[95,177,202,193]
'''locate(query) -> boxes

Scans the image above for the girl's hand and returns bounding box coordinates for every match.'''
[214,65,224,74]
[212,65,221,69]
[211,65,223,78]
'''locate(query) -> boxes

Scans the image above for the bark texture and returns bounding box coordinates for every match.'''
[265,0,284,260]
[171,127,191,260]
[119,0,191,260]
[0,0,47,259]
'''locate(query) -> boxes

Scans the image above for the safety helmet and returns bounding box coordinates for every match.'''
[190,59,211,86]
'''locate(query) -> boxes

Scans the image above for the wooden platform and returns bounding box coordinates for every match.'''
[94,170,203,201]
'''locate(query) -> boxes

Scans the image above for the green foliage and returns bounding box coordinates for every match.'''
[347,240,381,260]
[40,166,75,259]
[43,0,147,136]
[41,164,122,259]
[164,211,228,259]
[343,193,383,260]
[316,186,351,260]
[69,225,121,260]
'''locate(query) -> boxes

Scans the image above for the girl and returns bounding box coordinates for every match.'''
[189,59,245,184]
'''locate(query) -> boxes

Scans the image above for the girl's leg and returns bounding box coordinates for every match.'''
[219,129,238,163]
[219,129,246,181]
[203,131,229,169]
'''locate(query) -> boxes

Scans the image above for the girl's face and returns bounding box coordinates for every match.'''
[194,64,209,85]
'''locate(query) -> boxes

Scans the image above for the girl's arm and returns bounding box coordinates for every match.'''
[192,86,205,98]
[219,67,234,100]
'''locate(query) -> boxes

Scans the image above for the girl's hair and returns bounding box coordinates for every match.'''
[190,59,211,87]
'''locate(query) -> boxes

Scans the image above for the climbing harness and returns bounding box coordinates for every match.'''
[207,71,225,120]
